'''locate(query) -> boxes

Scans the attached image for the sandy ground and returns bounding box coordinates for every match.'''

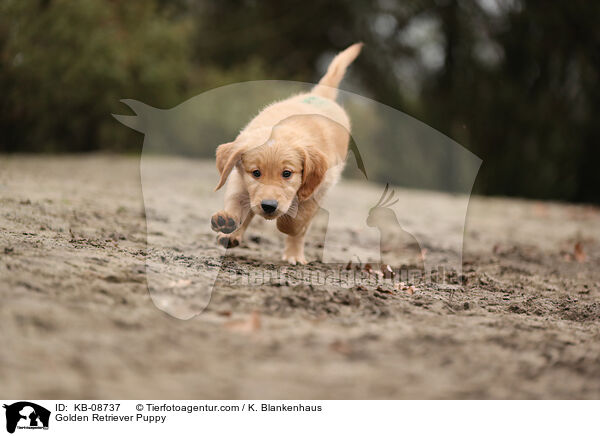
[1,154,599,399]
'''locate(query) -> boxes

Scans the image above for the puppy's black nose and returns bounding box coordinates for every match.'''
[261,199,278,214]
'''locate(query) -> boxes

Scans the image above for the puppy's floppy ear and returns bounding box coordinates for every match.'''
[215,141,244,191]
[298,147,328,201]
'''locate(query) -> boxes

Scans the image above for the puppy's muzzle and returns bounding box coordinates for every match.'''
[261,199,278,214]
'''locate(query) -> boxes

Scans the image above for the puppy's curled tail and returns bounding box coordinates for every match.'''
[312,42,363,100]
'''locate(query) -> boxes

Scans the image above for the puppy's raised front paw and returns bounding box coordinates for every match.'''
[210,211,238,234]
[216,233,240,249]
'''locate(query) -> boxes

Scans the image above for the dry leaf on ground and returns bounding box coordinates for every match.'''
[395,282,415,295]
[330,340,352,355]
[381,264,395,278]
[574,242,586,262]
[225,311,261,333]
[376,286,393,295]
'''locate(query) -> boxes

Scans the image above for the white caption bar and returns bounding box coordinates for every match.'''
[1,400,597,435]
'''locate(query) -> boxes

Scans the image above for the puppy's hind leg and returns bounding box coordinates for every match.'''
[277,199,320,265]
[211,169,249,235]
[217,211,254,248]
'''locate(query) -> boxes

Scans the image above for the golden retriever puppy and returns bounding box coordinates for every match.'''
[211,43,363,264]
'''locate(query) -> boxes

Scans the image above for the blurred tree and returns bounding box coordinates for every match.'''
[0,0,192,152]
[421,0,600,202]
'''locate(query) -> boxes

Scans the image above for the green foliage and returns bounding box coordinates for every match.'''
[0,0,192,152]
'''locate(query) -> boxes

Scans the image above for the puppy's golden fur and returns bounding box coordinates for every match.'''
[211,43,362,264]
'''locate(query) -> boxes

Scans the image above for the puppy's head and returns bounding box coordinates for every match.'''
[215,135,327,219]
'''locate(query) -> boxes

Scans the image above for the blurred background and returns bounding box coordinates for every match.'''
[1,0,599,203]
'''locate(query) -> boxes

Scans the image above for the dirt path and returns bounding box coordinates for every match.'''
[1,155,599,399]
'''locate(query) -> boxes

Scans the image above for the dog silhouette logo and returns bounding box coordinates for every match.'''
[113,78,481,319]
[3,402,50,434]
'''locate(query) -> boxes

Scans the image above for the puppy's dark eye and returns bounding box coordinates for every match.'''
[252,170,261,178]
[282,170,292,178]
